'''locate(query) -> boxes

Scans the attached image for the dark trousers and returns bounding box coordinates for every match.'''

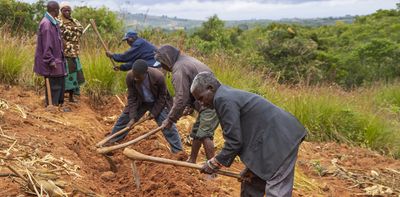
[241,147,299,197]
[45,77,65,106]
[110,103,183,153]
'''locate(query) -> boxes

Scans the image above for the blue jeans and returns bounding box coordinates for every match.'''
[110,104,183,153]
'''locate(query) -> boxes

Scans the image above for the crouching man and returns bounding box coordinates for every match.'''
[191,72,307,197]
[108,59,183,153]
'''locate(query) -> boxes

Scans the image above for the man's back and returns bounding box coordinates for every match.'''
[113,38,157,70]
[214,85,307,180]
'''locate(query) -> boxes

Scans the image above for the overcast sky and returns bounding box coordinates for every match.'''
[21,0,399,20]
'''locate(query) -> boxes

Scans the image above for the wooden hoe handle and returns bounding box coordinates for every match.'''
[96,116,150,147]
[89,19,117,68]
[123,148,241,179]
[96,126,164,154]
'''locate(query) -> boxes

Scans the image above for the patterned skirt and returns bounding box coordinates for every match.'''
[65,57,85,93]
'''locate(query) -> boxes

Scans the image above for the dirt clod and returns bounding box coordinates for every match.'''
[100,171,116,181]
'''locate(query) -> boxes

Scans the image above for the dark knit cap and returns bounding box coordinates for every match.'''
[132,59,148,74]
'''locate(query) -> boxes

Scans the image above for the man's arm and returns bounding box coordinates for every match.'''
[167,71,191,123]
[118,62,134,71]
[214,98,243,167]
[41,24,55,67]
[112,42,141,63]
[126,73,139,121]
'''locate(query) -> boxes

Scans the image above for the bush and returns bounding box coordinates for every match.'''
[0,0,45,34]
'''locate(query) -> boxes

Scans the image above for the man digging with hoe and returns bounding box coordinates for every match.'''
[191,72,307,197]
[105,59,184,155]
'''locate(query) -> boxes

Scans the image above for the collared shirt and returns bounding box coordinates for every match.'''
[45,12,59,26]
[141,74,155,103]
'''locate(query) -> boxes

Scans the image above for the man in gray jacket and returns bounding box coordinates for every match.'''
[155,45,219,163]
[190,72,307,197]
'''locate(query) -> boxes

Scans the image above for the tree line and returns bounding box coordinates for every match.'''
[1,0,400,88]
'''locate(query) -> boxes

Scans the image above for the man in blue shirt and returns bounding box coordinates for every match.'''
[106,31,158,71]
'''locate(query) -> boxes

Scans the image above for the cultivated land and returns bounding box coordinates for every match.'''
[1,85,399,196]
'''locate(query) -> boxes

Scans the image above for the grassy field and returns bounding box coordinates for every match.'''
[0,29,399,158]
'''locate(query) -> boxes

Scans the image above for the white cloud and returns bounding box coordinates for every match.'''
[19,0,399,20]
[129,0,398,20]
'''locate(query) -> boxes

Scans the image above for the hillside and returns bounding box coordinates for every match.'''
[123,13,354,30]
[0,85,399,196]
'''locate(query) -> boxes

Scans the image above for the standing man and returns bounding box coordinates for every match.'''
[191,72,307,197]
[105,31,158,71]
[34,1,66,107]
[108,59,183,153]
[59,2,85,102]
[155,45,219,163]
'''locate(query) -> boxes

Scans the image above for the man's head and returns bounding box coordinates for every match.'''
[47,1,60,18]
[190,72,221,109]
[122,31,138,46]
[60,2,72,19]
[153,45,180,72]
[132,59,148,83]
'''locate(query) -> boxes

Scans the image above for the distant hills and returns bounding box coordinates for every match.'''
[122,13,355,31]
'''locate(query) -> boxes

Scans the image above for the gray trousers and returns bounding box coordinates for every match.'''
[240,147,299,197]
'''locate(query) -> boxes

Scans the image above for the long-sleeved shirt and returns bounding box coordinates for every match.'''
[112,38,157,71]
[154,45,212,123]
[123,68,172,120]
[214,85,307,180]
[33,12,66,77]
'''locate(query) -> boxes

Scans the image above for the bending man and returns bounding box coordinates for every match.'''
[156,45,219,163]
[108,59,183,153]
[191,72,307,197]
[106,31,158,71]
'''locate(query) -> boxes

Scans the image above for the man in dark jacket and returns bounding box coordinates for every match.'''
[34,1,66,106]
[191,72,307,197]
[106,31,158,71]
[108,59,183,153]
[155,45,219,163]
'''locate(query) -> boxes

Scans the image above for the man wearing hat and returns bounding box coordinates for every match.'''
[106,32,158,71]
[107,59,183,154]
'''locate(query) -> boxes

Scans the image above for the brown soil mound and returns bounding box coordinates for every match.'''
[0,85,399,196]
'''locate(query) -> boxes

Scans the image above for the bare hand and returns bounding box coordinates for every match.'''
[182,106,194,116]
[113,65,120,71]
[106,51,113,58]
[127,119,135,128]
[49,61,57,69]
[200,159,220,174]
[238,168,254,183]
[161,119,173,129]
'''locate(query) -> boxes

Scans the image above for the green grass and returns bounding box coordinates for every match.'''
[80,48,127,104]
[375,84,400,113]
[0,28,399,158]
[280,89,399,157]
[0,30,33,84]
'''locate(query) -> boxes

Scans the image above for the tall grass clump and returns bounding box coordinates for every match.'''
[80,48,127,104]
[281,88,399,158]
[0,28,33,84]
[375,84,400,114]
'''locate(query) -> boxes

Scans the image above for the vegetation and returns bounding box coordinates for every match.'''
[0,1,399,158]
